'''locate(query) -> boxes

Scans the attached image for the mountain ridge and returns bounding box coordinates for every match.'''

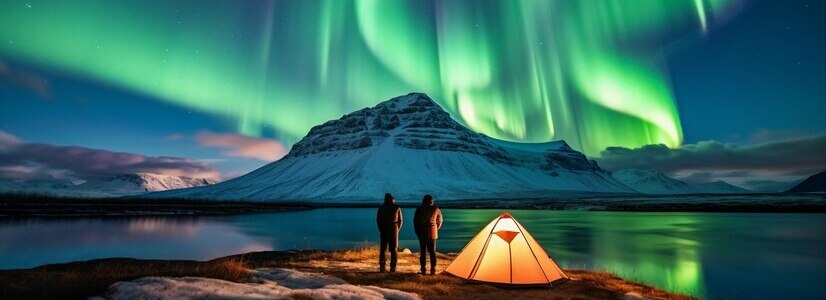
[148,93,634,202]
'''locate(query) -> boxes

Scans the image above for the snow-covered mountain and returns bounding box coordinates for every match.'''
[0,173,213,197]
[148,93,634,202]
[76,173,214,195]
[612,169,750,194]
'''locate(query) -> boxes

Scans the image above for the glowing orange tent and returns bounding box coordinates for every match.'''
[444,213,569,286]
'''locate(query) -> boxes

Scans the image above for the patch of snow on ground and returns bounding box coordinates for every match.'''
[93,268,419,300]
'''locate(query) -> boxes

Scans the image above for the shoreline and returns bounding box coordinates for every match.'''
[0,195,311,218]
[0,247,694,300]
[2,193,825,217]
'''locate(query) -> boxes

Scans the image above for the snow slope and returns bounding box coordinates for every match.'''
[149,93,633,202]
[612,169,750,194]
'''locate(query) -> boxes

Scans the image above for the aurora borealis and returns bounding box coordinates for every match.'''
[0,0,744,155]
[1,3,826,299]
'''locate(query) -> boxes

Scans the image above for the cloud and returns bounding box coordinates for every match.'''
[196,131,287,161]
[0,60,51,98]
[0,130,221,181]
[597,134,826,185]
[0,130,22,147]
[749,129,813,144]
[0,165,40,180]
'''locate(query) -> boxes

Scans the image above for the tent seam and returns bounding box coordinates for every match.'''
[467,217,501,280]
[515,218,553,286]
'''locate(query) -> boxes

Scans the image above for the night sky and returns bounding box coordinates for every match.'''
[1,0,824,189]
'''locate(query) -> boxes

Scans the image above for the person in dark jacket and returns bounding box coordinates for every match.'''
[413,194,443,275]
[376,193,403,272]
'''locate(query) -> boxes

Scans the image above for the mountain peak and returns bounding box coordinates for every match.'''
[287,93,510,161]
[379,92,440,110]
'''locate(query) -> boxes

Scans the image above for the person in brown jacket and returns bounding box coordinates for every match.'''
[413,194,443,275]
[376,193,403,272]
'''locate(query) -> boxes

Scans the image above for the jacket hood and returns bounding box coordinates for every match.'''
[383,193,395,205]
[422,194,434,206]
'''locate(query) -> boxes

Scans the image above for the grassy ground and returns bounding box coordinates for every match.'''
[0,247,693,300]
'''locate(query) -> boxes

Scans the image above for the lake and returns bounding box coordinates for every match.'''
[1,209,824,299]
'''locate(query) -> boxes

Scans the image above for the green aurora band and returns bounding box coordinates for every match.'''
[0,0,740,155]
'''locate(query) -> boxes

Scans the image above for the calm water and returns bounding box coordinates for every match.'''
[1,209,825,299]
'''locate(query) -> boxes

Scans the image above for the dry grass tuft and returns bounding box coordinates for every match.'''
[308,245,380,262]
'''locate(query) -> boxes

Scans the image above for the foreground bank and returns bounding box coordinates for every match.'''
[0,247,691,300]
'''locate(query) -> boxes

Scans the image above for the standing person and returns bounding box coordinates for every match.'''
[376,193,402,272]
[414,194,443,275]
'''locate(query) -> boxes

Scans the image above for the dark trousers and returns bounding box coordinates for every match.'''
[379,229,398,271]
[418,238,437,273]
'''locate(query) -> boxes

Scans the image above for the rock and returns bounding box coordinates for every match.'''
[400,248,413,254]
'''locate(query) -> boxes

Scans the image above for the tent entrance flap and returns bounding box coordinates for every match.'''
[444,212,569,286]
[494,230,520,243]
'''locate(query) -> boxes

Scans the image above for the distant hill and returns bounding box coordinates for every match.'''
[77,173,214,195]
[612,169,750,194]
[0,173,213,197]
[695,181,751,193]
[786,171,826,193]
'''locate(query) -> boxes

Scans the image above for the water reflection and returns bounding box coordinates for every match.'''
[1,210,825,299]
[0,217,271,269]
